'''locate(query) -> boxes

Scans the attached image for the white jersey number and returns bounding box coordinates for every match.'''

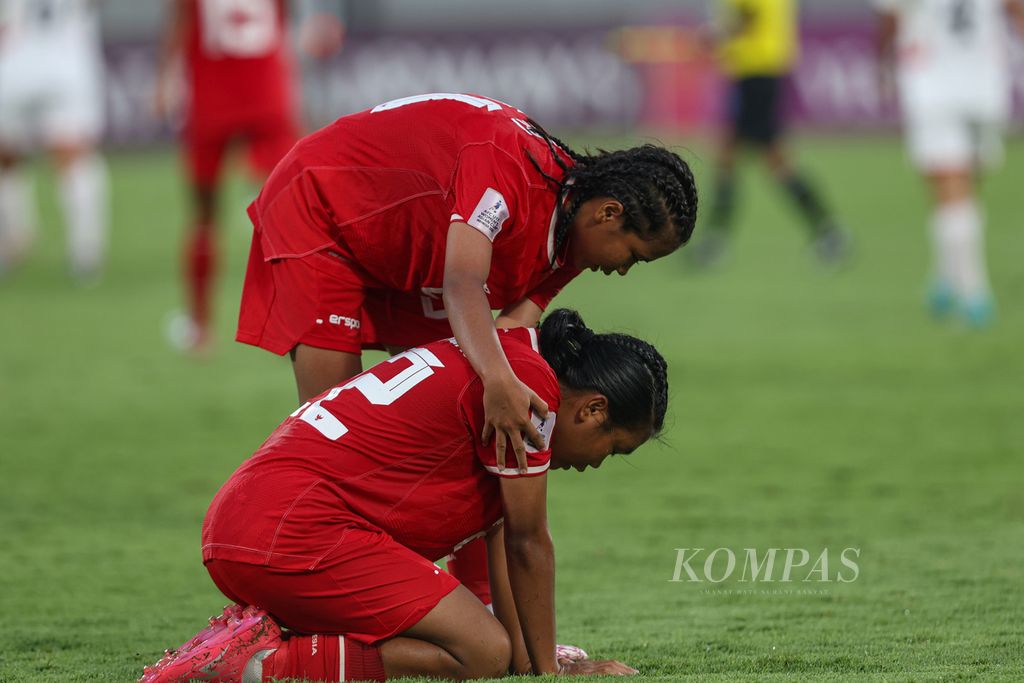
[292,348,446,441]
[199,0,279,58]
[371,93,509,114]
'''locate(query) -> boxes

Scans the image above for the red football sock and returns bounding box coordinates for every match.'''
[447,536,492,607]
[184,225,216,330]
[264,635,385,682]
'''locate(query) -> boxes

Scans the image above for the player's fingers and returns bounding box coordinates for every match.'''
[571,660,636,676]
[509,430,528,474]
[513,438,529,473]
[523,422,545,452]
[606,663,637,676]
[600,660,637,676]
[494,432,506,470]
[529,390,549,418]
[494,430,507,470]
[481,421,493,447]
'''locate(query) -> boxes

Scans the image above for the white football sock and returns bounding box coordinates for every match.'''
[59,153,109,279]
[0,167,37,268]
[931,200,990,302]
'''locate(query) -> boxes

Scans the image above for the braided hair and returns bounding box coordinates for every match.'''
[525,120,698,265]
[538,309,668,435]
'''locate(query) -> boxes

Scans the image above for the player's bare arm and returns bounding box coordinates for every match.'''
[499,473,637,677]
[494,297,543,330]
[876,10,898,61]
[498,472,558,674]
[444,221,548,473]
[875,11,899,101]
[154,0,189,120]
[486,524,532,674]
[294,0,346,59]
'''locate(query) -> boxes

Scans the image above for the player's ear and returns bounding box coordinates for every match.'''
[599,199,624,223]
[577,393,610,427]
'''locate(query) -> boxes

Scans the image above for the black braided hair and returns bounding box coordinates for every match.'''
[538,309,669,435]
[524,120,698,266]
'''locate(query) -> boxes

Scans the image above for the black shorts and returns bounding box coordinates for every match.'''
[727,76,786,145]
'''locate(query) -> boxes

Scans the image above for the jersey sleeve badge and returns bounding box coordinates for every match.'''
[466,187,511,241]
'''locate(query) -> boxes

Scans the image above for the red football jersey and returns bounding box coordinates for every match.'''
[249,93,583,312]
[183,0,296,125]
[202,327,559,569]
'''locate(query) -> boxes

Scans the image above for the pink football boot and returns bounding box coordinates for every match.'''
[141,605,281,683]
[140,604,245,682]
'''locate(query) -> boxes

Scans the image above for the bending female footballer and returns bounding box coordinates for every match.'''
[141,309,667,681]
[237,92,696,470]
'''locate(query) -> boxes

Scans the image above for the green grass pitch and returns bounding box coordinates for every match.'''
[1,135,1022,682]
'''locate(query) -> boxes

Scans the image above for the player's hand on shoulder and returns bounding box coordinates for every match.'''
[557,659,638,676]
[481,372,548,474]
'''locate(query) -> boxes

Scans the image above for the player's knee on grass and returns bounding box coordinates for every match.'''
[402,584,511,679]
[428,602,510,679]
[456,613,511,679]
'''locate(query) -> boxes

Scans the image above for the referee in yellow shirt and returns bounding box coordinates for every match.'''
[693,0,848,266]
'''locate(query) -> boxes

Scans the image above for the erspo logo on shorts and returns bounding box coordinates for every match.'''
[316,314,361,330]
[467,188,510,241]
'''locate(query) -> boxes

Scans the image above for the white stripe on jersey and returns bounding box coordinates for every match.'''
[527,327,539,352]
[484,461,551,477]
[338,636,346,681]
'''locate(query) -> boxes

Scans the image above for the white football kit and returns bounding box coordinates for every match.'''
[0,0,105,148]
[876,0,1013,169]
[0,0,108,280]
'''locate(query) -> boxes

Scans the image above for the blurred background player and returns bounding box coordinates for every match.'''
[876,0,1024,328]
[691,0,847,267]
[0,0,109,283]
[155,0,343,353]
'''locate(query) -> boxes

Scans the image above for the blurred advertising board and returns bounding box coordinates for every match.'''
[103,21,1024,145]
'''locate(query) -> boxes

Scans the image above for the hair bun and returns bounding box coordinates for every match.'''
[538,308,593,374]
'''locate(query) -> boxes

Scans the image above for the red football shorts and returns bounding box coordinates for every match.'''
[236,240,371,356]
[237,239,457,356]
[205,526,460,644]
[184,112,297,187]
[360,289,455,352]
